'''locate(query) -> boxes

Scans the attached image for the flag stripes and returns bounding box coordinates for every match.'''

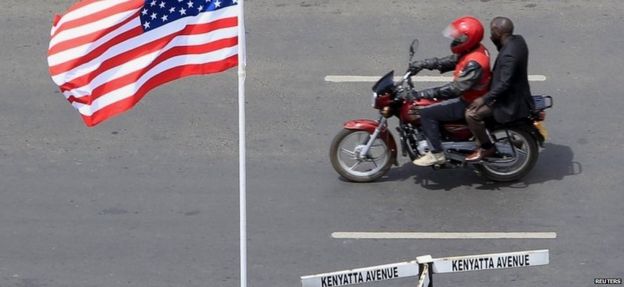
[51,0,133,36]
[71,36,238,105]
[48,11,141,57]
[49,16,143,75]
[79,54,238,126]
[50,10,141,51]
[55,20,238,96]
[48,0,239,127]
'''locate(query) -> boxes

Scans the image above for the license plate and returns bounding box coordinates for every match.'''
[534,121,548,140]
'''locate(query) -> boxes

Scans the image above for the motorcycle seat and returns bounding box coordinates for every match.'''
[442,119,468,125]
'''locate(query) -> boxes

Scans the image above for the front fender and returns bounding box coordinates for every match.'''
[343,119,399,166]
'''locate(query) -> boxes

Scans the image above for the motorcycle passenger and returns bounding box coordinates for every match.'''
[464,17,535,161]
[410,16,492,166]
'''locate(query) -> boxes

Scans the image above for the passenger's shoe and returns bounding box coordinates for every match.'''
[412,151,446,166]
[465,147,497,162]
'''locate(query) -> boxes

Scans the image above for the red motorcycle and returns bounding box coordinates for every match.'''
[329,40,552,182]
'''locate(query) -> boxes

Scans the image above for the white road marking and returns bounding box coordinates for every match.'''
[331,232,557,239]
[325,75,547,83]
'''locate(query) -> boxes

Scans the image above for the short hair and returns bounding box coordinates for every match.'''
[491,17,514,34]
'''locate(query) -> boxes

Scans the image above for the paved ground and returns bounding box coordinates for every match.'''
[1,0,623,286]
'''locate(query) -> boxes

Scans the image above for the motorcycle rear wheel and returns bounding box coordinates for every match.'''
[476,128,538,182]
[330,129,394,182]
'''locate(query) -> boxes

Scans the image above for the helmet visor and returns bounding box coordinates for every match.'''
[443,25,467,49]
[442,25,460,39]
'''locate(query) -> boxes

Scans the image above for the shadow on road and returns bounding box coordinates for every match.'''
[377,142,580,191]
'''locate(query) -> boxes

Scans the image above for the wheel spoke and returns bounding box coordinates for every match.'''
[370,159,378,168]
[340,148,356,156]
[348,161,362,171]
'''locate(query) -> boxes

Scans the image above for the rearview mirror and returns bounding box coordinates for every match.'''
[409,39,419,62]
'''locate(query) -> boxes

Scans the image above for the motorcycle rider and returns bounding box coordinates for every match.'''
[410,16,492,166]
[464,17,535,161]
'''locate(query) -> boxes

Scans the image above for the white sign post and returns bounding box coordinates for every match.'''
[416,255,433,287]
[300,249,549,287]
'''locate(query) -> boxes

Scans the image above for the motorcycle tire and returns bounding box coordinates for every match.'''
[329,129,395,183]
[476,128,539,182]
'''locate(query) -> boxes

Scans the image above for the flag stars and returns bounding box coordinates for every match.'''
[141,0,236,31]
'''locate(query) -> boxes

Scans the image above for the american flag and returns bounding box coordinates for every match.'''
[48,0,239,127]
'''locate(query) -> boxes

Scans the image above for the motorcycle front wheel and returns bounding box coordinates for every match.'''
[476,128,539,182]
[329,129,394,182]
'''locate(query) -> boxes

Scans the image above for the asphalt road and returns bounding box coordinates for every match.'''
[1,0,623,286]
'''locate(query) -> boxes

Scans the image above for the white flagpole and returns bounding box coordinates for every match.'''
[237,0,247,286]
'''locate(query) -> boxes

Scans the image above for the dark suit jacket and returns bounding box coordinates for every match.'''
[485,35,534,123]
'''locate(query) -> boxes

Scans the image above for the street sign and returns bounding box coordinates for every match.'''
[301,250,549,287]
[432,249,549,273]
[301,260,420,287]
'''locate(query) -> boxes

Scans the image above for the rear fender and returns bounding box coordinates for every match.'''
[343,119,398,166]
[497,120,545,147]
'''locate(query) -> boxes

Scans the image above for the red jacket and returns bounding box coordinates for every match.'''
[454,44,491,103]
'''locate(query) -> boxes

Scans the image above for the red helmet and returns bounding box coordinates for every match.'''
[443,16,484,54]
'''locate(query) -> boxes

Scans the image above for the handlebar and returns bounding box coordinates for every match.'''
[395,70,418,100]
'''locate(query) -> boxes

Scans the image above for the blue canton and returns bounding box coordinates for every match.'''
[140,0,238,31]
